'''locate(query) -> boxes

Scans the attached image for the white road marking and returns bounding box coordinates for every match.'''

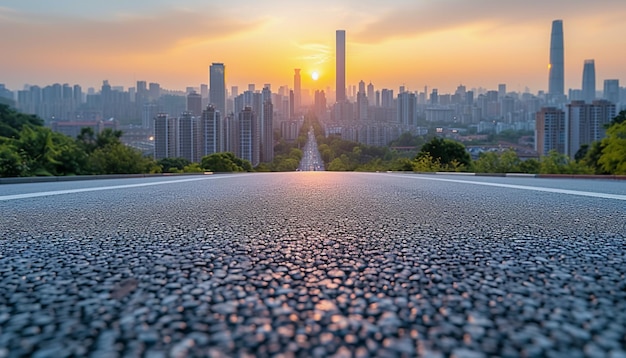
[389,174,626,201]
[0,175,236,202]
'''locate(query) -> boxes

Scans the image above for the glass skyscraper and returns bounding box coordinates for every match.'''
[209,63,226,116]
[582,59,596,103]
[548,20,564,101]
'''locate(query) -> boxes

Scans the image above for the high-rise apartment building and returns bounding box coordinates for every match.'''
[367,82,375,106]
[178,112,196,162]
[397,92,417,126]
[536,107,566,155]
[294,69,301,111]
[260,86,274,163]
[210,63,226,116]
[199,105,222,156]
[187,91,202,116]
[548,20,565,101]
[566,100,616,157]
[336,30,346,102]
[582,59,596,103]
[603,79,620,105]
[148,83,161,102]
[238,106,259,166]
[381,89,394,109]
[154,113,178,160]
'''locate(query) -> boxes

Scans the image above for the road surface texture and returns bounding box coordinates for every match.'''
[1,172,625,357]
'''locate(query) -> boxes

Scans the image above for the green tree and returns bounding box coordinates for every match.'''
[539,150,592,174]
[412,153,442,172]
[0,143,23,177]
[417,137,471,170]
[328,157,348,171]
[519,158,540,174]
[182,163,204,173]
[14,126,86,176]
[158,157,192,173]
[473,149,521,173]
[201,152,252,172]
[608,110,626,128]
[0,104,43,138]
[598,121,626,174]
[90,142,158,174]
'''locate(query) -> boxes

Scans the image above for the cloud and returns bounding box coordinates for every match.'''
[295,43,331,65]
[0,7,265,57]
[352,0,626,44]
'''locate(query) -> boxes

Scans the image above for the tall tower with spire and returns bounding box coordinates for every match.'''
[548,20,564,102]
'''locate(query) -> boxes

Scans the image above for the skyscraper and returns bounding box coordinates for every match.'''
[210,63,226,116]
[199,105,222,156]
[603,79,620,104]
[582,59,596,103]
[336,30,346,103]
[566,100,616,157]
[294,69,301,111]
[536,107,566,155]
[178,112,196,162]
[154,113,178,160]
[238,106,259,166]
[186,91,202,116]
[548,20,564,101]
[261,87,274,163]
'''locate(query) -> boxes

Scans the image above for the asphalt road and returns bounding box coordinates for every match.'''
[1,172,625,357]
[298,128,325,172]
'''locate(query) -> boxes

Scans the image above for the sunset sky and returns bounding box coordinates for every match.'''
[1,0,625,95]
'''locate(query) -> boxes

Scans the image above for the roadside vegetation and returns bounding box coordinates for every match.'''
[2,104,625,177]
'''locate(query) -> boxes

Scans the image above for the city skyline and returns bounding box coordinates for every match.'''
[1,1,626,94]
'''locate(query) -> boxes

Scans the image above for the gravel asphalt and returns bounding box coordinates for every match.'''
[1,172,625,357]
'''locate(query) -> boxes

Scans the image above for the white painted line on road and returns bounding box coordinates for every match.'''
[390,174,626,201]
[0,175,237,202]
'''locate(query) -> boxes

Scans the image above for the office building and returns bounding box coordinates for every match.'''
[548,20,565,101]
[582,59,596,103]
[336,30,346,102]
[210,63,226,115]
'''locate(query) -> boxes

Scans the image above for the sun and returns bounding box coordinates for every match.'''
[311,71,319,81]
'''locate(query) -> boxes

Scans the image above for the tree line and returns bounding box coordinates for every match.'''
[2,104,625,177]
[0,104,255,177]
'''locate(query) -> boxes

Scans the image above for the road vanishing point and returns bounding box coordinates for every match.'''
[1,172,625,357]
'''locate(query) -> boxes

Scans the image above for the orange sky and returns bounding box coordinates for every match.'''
[1,1,625,95]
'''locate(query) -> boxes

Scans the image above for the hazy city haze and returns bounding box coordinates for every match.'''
[1,0,626,92]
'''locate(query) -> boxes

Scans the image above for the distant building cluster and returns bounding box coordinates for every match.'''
[154,80,274,166]
[1,21,624,162]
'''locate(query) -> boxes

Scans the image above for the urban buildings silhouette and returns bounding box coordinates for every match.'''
[1,23,624,165]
